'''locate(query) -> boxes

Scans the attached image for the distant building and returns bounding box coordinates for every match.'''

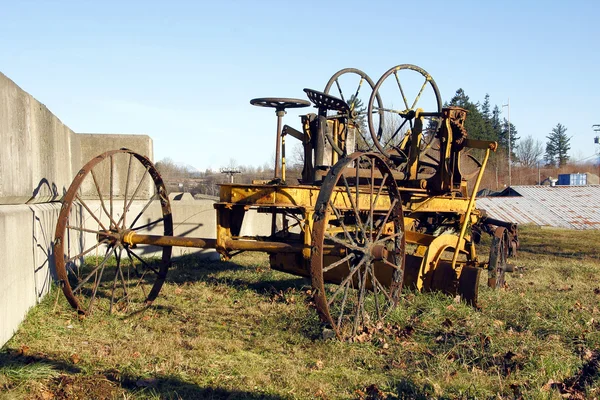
[477,185,600,230]
[557,173,599,186]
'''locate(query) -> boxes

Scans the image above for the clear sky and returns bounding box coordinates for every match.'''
[1,0,599,171]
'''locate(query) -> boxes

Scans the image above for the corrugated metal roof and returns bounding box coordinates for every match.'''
[476,185,600,230]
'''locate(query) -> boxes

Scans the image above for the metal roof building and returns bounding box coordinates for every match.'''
[476,185,600,230]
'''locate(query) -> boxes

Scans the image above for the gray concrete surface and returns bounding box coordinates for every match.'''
[0,204,59,347]
[0,72,221,347]
[0,73,154,205]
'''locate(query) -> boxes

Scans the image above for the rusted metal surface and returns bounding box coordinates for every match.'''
[311,152,405,339]
[478,185,600,230]
[54,148,173,314]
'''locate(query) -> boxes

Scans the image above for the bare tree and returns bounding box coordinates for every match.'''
[516,135,544,167]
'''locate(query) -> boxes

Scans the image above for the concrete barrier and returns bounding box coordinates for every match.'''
[0,72,220,347]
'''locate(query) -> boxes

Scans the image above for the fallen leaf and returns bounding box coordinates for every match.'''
[70,353,80,364]
[315,360,324,370]
[174,287,183,295]
[18,345,30,356]
[40,390,55,400]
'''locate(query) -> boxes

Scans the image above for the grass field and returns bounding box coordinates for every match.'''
[1,226,599,399]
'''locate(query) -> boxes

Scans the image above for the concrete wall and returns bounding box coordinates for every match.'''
[0,72,77,204]
[0,72,219,347]
[0,72,154,205]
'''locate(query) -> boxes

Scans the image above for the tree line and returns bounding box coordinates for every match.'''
[446,89,571,168]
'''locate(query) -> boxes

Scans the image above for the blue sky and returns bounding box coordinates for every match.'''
[1,0,599,170]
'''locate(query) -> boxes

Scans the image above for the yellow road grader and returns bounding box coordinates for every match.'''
[54,64,518,339]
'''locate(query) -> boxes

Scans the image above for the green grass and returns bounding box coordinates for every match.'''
[2,225,600,399]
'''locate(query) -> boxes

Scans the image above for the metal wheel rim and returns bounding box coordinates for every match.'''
[367,64,442,159]
[311,152,405,339]
[324,68,383,154]
[53,149,173,314]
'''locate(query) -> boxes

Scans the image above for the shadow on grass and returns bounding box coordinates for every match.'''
[167,255,310,296]
[0,349,286,399]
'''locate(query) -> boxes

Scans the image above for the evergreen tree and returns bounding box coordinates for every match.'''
[498,118,519,157]
[481,94,491,121]
[491,105,502,139]
[544,123,571,167]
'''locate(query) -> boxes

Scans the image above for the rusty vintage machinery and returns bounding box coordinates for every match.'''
[53,64,518,339]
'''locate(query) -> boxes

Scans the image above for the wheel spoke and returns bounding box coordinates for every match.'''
[327,255,368,307]
[374,198,398,243]
[334,79,345,103]
[109,155,114,226]
[72,247,115,293]
[353,262,369,336]
[126,248,159,275]
[394,71,410,111]
[324,234,362,252]
[75,194,108,232]
[365,172,388,231]
[374,274,395,303]
[66,225,106,236]
[323,253,355,273]
[90,169,118,229]
[122,154,133,229]
[410,77,429,110]
[128,193,159,230]
[117,167,150,228]
[109,247,122,313]
[329,200,357,246]
[373,231,404,246]
[335,281,351,329]
[383,118,409,149]
[369,161,375,240]
[370,263,382,320]
[66,242,104,263]
[341,175,365,238]
[349,78,364,110]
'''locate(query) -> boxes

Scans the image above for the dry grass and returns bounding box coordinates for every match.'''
[2,226,600,399]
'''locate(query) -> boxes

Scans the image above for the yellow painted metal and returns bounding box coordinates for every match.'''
[451,147,492,271]
[220,184,321,207]
[219,184,393,211]
[405,195,470,214]
[122,231,216,249]
[282,133,286,182]
[403,231,469,291]
[407,110,424,180]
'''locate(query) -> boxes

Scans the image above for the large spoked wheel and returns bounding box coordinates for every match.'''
[311,152,405,340]
[324,68,383,153]
[54,149,173,315]
[368,64,442,159]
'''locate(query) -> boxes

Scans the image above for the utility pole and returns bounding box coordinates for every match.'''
[220,168,241,183]
[502,99,511,187]
[593,125,600,179]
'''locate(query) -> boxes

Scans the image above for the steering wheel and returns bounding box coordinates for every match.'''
[250,98,311,111]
